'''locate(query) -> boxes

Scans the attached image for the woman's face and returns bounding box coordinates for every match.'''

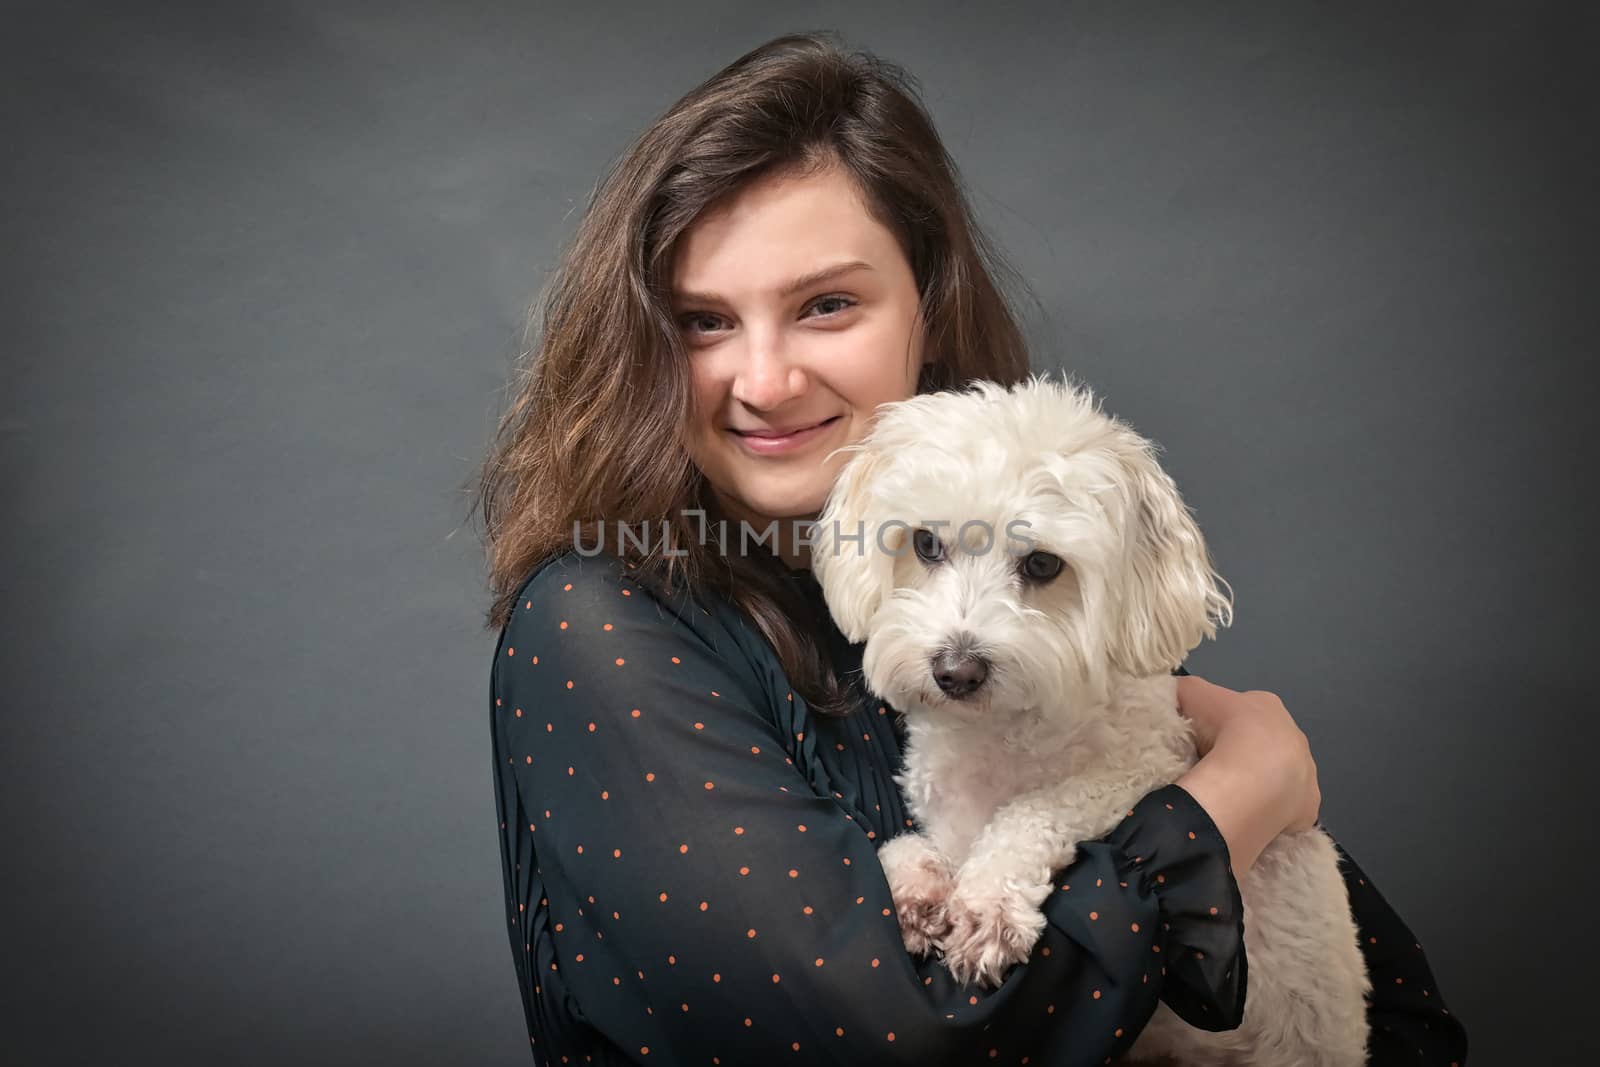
[670,163,930,564]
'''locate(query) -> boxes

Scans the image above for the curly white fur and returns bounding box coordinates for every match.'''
[812,373,1371,1067]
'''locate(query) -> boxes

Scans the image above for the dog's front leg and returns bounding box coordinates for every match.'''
[876,831,956,957]
[941,776,1143,989]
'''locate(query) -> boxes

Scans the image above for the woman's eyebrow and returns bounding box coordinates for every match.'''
[672,259,875,305]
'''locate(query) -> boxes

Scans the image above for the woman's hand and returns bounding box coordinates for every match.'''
[1172,674,1322,875]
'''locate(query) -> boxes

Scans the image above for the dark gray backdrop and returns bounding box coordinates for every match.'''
[6,2,1592,1064]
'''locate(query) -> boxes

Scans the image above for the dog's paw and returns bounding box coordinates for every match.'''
[877,833,955,957]
[896,883,952,958]
[939,881,1049,990]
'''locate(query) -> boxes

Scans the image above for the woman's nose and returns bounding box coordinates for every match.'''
[729,328,806,410]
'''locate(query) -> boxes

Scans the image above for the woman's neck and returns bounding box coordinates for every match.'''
[707,494,819,571]
[759,518,819,571]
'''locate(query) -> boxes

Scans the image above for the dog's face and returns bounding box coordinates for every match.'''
[811,374,1233,726]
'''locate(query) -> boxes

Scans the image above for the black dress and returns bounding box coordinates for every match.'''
[489,548,1467,1065]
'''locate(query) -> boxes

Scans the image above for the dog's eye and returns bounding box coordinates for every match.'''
[1020,551,1063,583]
[912,528,944,564]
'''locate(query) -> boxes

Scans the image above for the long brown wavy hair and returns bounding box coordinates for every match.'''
[470,30,1036,716]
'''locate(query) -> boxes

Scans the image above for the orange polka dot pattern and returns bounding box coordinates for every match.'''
[490,550,1467,1065]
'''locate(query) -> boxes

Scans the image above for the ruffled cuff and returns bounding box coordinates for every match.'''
[1104,782,1248,1031]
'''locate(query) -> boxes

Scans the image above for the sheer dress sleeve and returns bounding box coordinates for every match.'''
[1331,838,1468,1065]
[491,551,1247,1065]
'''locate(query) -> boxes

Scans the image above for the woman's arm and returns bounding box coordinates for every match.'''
[493,553,1248,1065]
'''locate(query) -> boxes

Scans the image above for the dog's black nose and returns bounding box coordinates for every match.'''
[931,650,988,698]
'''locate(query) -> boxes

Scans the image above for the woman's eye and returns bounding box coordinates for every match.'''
[679,312,722,335]
[809,294,856,317]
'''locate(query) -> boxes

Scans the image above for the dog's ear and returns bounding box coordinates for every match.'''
[812,440,897,643]
[1107,438,1234,677]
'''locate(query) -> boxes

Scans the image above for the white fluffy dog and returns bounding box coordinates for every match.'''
[810,374,1371,1066]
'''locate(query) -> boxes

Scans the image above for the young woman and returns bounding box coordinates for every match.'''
[474,32,1467,1066]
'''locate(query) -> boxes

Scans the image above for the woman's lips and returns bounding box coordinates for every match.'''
[731,415,842,456]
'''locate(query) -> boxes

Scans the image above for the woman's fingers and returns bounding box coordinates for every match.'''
[1239,691,1320,833]
[1286,730,1323,833]
[1173,674,1235,754]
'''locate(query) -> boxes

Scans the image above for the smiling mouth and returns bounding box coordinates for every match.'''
[732,415,843,439]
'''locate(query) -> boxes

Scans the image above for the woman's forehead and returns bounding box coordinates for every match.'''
[670,170,901,295]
